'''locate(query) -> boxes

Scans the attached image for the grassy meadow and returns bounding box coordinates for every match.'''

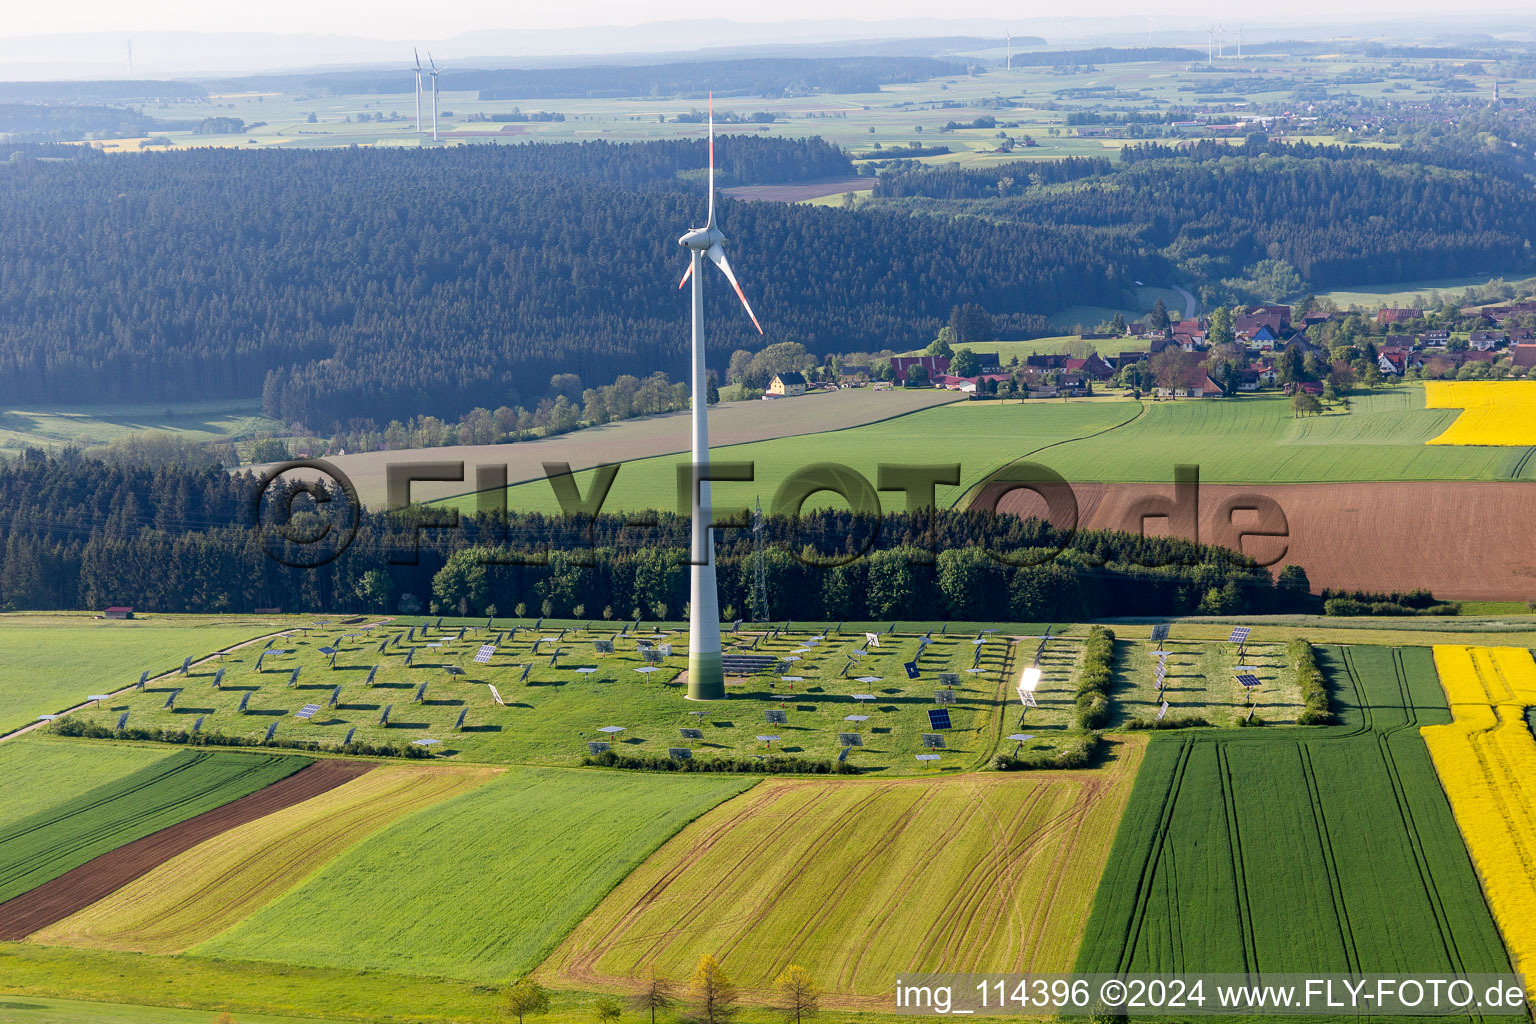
[0,400,281,456]
[0,613,293,735]
[193,766,756,982]
[0,737,174,831]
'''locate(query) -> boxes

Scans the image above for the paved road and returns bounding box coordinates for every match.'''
[1173,284,1197,318]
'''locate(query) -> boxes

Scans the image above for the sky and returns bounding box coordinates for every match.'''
[4,0,1534,40]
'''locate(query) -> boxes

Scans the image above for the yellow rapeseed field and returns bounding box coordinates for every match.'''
[1425,381,1536,446]
[32,763,499,954]
[1422,645,1536,986]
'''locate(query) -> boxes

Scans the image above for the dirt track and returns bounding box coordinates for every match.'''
[0,759,372,940]
[989,480,1536,602]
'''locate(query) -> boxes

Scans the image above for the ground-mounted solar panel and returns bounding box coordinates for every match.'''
[162,689,180,709]
[1157,700,1170,721]
[1236,673,1262,689]
[475,644,496,664]
[668,748,693,760]
[765,709,788,725]
[927,708,952,730]
[680,728,704,740]
[934,689,957,706]
[191,715,205,733]
[412,682,428,703]
[1150,623,1170,644]
[1229,626,1252,645]
[236,692,251,713]
[839,733,863,747]
[916,753,941,763]
[343,726,356,745]
[212,668,225,688]
[922,733,947,749]
[319,646,338,656]
[263,722,278,743]
[116,711,130,730]
[903,661,920,679]
[937,672,960,687]
[837,746,850,762]
[328,685,342,707]
[288,667,301,686]
[136,671,149,689]
[454,708,468,731]
[587,741,610,755]
[593,639,614,654]
[181,656,192,675]
[519,664,532,682]
[403,648,415,667]
[295,703,321,720]
[379,703,393,726]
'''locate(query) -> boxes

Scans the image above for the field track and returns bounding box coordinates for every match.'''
[0,760,371,940]
[989,480,1536,600]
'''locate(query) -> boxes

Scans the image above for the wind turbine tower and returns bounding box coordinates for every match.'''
[676,94,764,700]
[1006,31,1012,70]
[428,53,441,142]
[413,49,424,134]
[1208,26,1215,64]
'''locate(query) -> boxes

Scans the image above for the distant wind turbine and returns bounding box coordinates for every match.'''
[413,49,423,134]
[676,93,763,701]
[428,53,441,141]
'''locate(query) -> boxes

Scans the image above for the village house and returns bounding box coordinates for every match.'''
[887,354,949,383]
[1376,307,1422,324]
[1155,366,1225,399]
[767,371,807,397]
[1469,330,1506,351]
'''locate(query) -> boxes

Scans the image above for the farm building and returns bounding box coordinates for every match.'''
[888,355,949,383]
[103,607,134,620]
[1376,307,1422,324]
[766,372,807,397]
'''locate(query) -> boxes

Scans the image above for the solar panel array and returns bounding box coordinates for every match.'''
[765,709,788,725]
[1236,673,1262,688]
[1229,626,1252,645]
[668,748,693,760]
[922,733,946,749]
[927,708,952,730]
[587,741,610,754]
[839,733,863,747]
[295,703,321,720]
[1150,623,1170,644]
[934,689,956,706]
[474,644,496,664]
[680,728,704,740]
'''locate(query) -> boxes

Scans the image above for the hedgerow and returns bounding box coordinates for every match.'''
[1075,625,1117,730]
[1289,638,1334,725]
[992,734,1103,771]
[581,750,856,775]
[49,718,429,758]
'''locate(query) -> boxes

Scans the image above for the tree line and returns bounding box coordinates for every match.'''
[0,450,1314,620]
[0,141,1136,428]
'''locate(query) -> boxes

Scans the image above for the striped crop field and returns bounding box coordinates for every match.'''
[194,767,755,982]
[0,750,311,906]
[32,763,499,954]
[1421,645,1536,986]
[0,738,175,832]
[1425,381,1536,447]
[1077,646,1511,979]
[542,741,1144,1007]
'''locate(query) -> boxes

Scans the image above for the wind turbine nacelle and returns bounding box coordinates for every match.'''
[679,225,723,251]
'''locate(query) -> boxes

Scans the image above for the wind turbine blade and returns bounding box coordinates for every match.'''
[707,91,714,227]
[429,52,438,72]
[679,262,693,289]
[706,243,762,334]
[415,48,421,71]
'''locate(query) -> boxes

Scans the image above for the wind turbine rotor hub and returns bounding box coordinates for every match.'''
[679,225,724,251]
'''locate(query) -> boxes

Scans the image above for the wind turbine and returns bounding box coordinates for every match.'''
[412,49,423,134]
[676,93,763,701]
[428,53,441,142]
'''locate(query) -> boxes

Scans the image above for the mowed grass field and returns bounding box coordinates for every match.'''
[194,767,756,982]
[0,738,174,830]
[0,399,281,456]
[1112,637,1302,727]
[0,613,291,735]
[544,740,1144,1006]
[0,750,310,905]
[1076,646,1512,979]
[62,620,1072,772]
[34,763,499,954]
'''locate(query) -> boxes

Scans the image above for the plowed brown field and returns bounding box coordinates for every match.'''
[989,480,1536,601]
[0,759,371,940]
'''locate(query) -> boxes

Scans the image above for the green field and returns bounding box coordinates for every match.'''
[0,613,290,735]
[0,738,173,831]
[1112,637,1301,727]
[0,400,281,456]
[1076,645,1512,977]
[1316,270,1536,311]
[61,620,1064,772]
[543,748,1144,1001]
[0,749,310,904]
[194,766,755,982]
[475,400,1138,515]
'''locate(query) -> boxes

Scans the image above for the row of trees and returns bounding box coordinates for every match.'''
[504,956,818,1024]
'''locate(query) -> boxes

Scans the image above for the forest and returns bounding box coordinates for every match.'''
[0,139,1140,426]
[876,142,1536,299]
[0,450,1307,620]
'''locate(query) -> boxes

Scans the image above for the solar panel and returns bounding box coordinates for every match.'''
[519,664,532,682]
[937,672,959,686]
[864,632,880,647]
[680,728,704,740]
[756,735,780,744]
[263,722,277,743]
[1008,733,1034,742]
[837,746,850,763]
[454,708,468,731]
[116,711,130,730]
[927,708,952,730]
[444,666,466,677]
[1157,700,1170,721]
[163,689,180,709]
[318,646,338,656]
[668,748,693,760]
[328,685,341,707]
[137,671,148,689]
[191,716,204,733]
[598,725,626,735]
[474,644,496,663]
[181,656,192,674]
[1229,626,1252,644]
[295,703,321,720]
[236,692,251,713]
[413,738,441,747]
[843,714,869,723]
[379,703,393,725]
[412,682,428,702]
[934,690,956,706]
[839,733,863,747]
[344,726,356,745]
[922,733,947,749]
[593,639,614,654]
[365,666,378,686]
[903,661,920,679]
[212,668,225,688]
[916,754,941,763]
[765,709,788,725]
[1236,673,1262,689]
